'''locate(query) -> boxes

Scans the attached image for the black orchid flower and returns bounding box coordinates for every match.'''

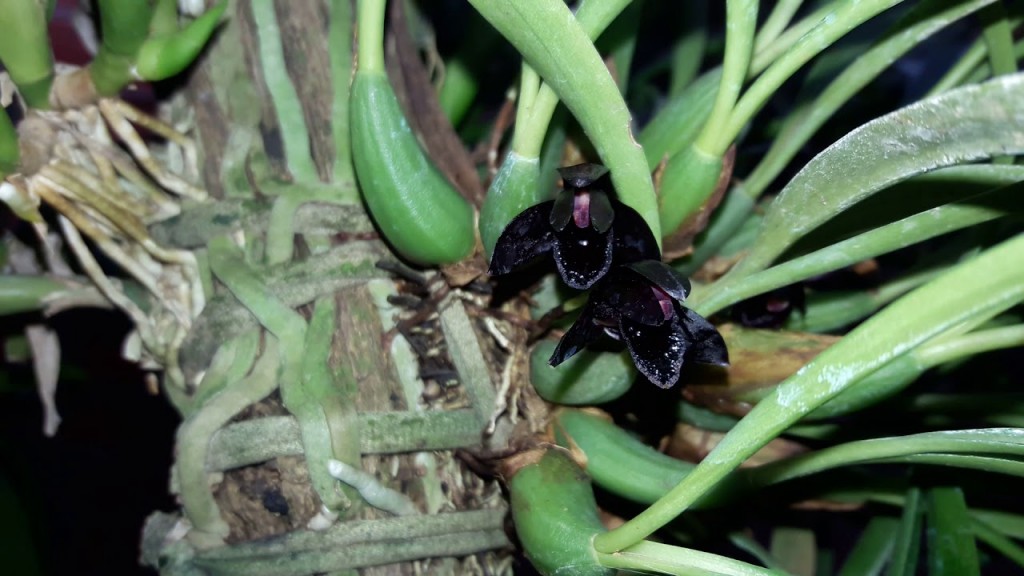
[488,163,659,290]
[550,260,729,389]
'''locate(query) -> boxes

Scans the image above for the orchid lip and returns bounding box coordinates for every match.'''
[573,191,591,228]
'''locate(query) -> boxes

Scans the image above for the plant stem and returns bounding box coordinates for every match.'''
[510,63,541,156]
[668,2,708,97]
[0,0,54,108]
[753,0,804,55]
[750,0,836,75]
[0,109,19,177]
[356,0,386,73]
[597,540,786,576]
[694,0,757,157]
[915,324,1024,368]
[512,0,633,158]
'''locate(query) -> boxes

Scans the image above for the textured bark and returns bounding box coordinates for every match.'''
[174,1,512,573]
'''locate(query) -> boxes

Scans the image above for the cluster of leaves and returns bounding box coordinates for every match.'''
[430,0,1024,574]
[1,0,1023,574]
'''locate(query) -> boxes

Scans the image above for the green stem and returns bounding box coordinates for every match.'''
[979,2,1018,164]
[0,0,54,108]
[749,0,836,76]
[838,517,899,576]
[888,487,924,576]
[725,0,904,149]
[693,0,758,157]
[510,63,541,155]
[89,0,153,95]
[513,0,633,158]
[356,0,386,73]
[597,540,786,576]
[753,0,803,55]
[0,108,20,177]
[915,324,1024,368]
[927,36,988,96]
[667,2,708,97]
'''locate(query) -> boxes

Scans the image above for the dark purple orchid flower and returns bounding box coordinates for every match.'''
[550,260,729,389]
[488,163,659,290]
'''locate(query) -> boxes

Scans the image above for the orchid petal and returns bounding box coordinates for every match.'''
[549,306,605,366]
[488,202,556,275]
[620,316,687,388]
[553,224,613,289]
[679,307,730,366]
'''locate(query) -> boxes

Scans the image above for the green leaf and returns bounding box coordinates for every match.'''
[927,487,981,576]
[972,517,1024,570]
[595,232,1024,553]
[693,175,1024,315]
[887,488,924,576]
[838,517,899,576]
[725,72,1024,282]
[743,0,999,200]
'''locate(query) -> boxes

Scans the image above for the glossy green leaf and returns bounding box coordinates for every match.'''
[726,72,1024,282]
[743,0,999,200]
[693,177,1024,315]
[927,487,980,576]
[596,232,1024,553]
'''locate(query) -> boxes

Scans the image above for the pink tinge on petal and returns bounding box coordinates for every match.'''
[573,191,591,228]
[652,286,675,321]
